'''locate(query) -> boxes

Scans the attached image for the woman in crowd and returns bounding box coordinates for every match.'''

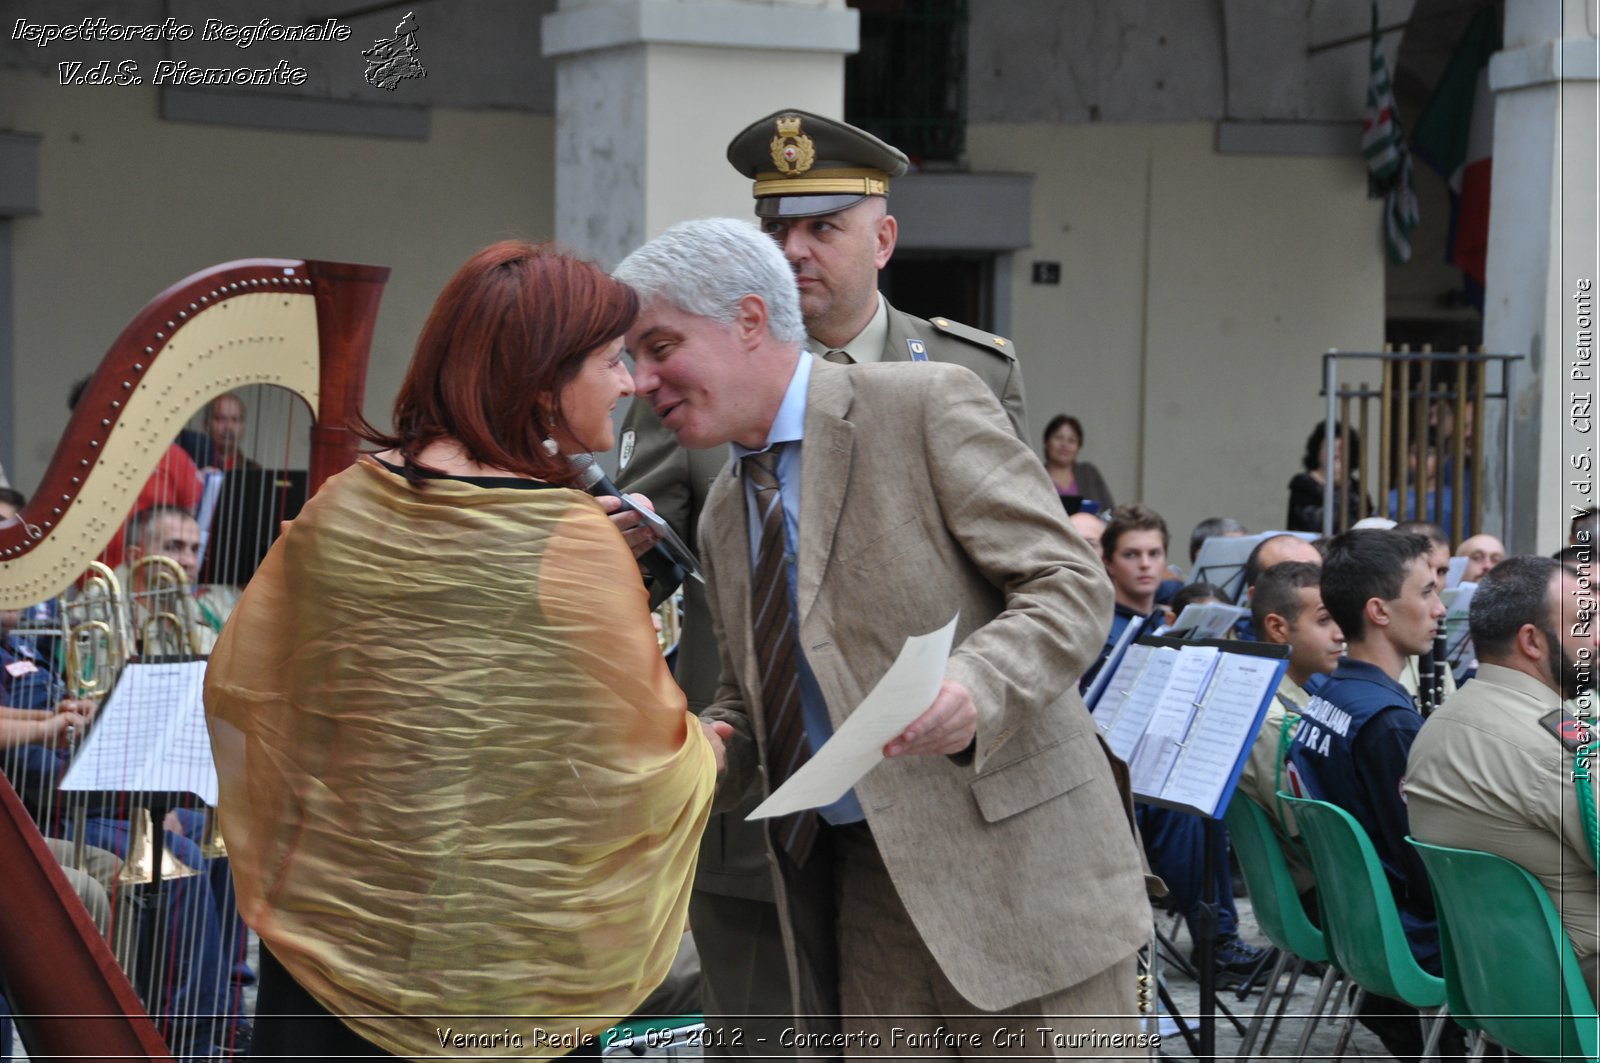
[1042,413,1114,510]
[205,242,716,1059]
[1287,420,1365,534]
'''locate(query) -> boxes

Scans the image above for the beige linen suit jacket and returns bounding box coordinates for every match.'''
[699,357,1150,1014]
[616,300,1026,899]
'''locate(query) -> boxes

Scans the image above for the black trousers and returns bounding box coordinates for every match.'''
[251,946,603,1061]
[251,946,395,1061]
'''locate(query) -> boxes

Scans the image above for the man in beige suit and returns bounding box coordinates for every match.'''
[614,217,1150,1055]
[615,110,1029,1051]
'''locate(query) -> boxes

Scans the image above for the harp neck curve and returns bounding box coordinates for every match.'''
[0,257,389,609]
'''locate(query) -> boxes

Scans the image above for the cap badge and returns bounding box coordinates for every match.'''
[769,115,816,177]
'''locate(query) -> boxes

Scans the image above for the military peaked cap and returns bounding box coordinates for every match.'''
[726,109,910,219]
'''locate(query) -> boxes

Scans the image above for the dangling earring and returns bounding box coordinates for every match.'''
[542,437,560,456]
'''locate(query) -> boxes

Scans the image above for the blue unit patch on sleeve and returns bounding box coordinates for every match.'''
[906,338,929,362]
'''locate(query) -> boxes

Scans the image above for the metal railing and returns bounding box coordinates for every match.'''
[1320,347,1524,545]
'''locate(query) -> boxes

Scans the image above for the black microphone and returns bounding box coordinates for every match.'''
[568,453,703,592]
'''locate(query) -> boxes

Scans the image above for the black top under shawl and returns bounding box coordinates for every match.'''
[372,454,563,491]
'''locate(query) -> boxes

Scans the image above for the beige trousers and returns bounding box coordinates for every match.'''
[832,823,1152,1061]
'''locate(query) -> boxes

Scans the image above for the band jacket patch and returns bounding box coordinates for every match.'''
[1542,709,1591,752]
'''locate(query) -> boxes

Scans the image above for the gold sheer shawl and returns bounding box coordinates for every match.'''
[204,458,713,1058]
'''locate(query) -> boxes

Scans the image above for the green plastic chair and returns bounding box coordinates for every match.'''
[1410,838,1599,1062]
[1225,795,1346,1061]
[1226,796,1329,966]
[1280,796,1449,1056]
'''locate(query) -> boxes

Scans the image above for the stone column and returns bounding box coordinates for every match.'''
[541,0,858,269]
[1482,0,1598,552]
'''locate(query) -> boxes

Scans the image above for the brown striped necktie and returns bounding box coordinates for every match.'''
[742,445,819,865]
[823,349,853,364]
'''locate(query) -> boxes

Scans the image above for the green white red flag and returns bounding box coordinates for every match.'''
[1413,6,1499,301]
[1362,29,1420,264]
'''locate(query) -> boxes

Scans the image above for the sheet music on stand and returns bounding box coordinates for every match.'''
[1159,602,1249,640]
[1441,582,1479,676]
[1192,530,1319,603]
[59,658,218,806]
[1081,614,1147,709]
[1087,636,1288,818]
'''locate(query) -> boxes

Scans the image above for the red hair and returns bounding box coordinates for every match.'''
[363,241,638,483]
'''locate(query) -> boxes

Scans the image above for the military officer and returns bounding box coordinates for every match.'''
[613,109,1028,1053]
[1406,554,1600,1000]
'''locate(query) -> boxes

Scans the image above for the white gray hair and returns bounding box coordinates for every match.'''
[613,217,805,346]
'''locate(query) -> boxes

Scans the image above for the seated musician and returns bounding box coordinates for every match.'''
[1457,531,1507,583]
[1281,529,1468,1057]
[1393,520,1460,706]
[0,591,118,938]
[1408,556,1600,1002]
[1,495,247,1056]
[0,635,112,1063]
[204,241,717,1058]
[179,392,261,474]
[1234,560,1344,894]
[118,504,226,657]
[1088,503,1273,983]
[0,490,122,919]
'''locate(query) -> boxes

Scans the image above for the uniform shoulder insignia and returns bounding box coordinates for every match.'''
[1540,709,1591,752]
[927,316,1017,360]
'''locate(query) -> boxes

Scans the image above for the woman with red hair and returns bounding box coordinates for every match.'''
[206,242,715,1059]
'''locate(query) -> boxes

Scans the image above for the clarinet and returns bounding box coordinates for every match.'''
[1418,633,1448,717]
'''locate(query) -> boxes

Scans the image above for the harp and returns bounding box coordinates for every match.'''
[0,257,388,1058]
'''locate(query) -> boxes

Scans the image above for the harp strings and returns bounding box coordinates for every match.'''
[3,383,311,1055]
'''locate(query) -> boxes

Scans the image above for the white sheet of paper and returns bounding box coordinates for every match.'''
[1104,646,1179,762]
[748,614,959,820]
[60,659,218,806]
[1164,602,1249,640]
[1090,642,1154,736]
[1083,613,1146,709]
[1128,646,1219,793]
[1158,652,1281,815]
[1128,731,1183,794]
[1146,645,1219,739]
[1442,582,1478,659]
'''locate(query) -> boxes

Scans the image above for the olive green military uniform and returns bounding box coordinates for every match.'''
[1405,663,1599,1000]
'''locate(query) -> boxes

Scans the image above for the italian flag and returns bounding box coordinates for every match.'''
[1413,7,1500,300]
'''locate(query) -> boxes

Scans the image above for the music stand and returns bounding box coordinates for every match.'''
[1088,635,1290,1059]
[198,468,307,585]
[57,655,217,1024]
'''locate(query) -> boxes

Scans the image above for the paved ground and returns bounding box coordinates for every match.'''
[17,897,1422,1061]
[1154,897,1406,1061]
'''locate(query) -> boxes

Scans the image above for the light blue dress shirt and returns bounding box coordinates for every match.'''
[730,352,864,825]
